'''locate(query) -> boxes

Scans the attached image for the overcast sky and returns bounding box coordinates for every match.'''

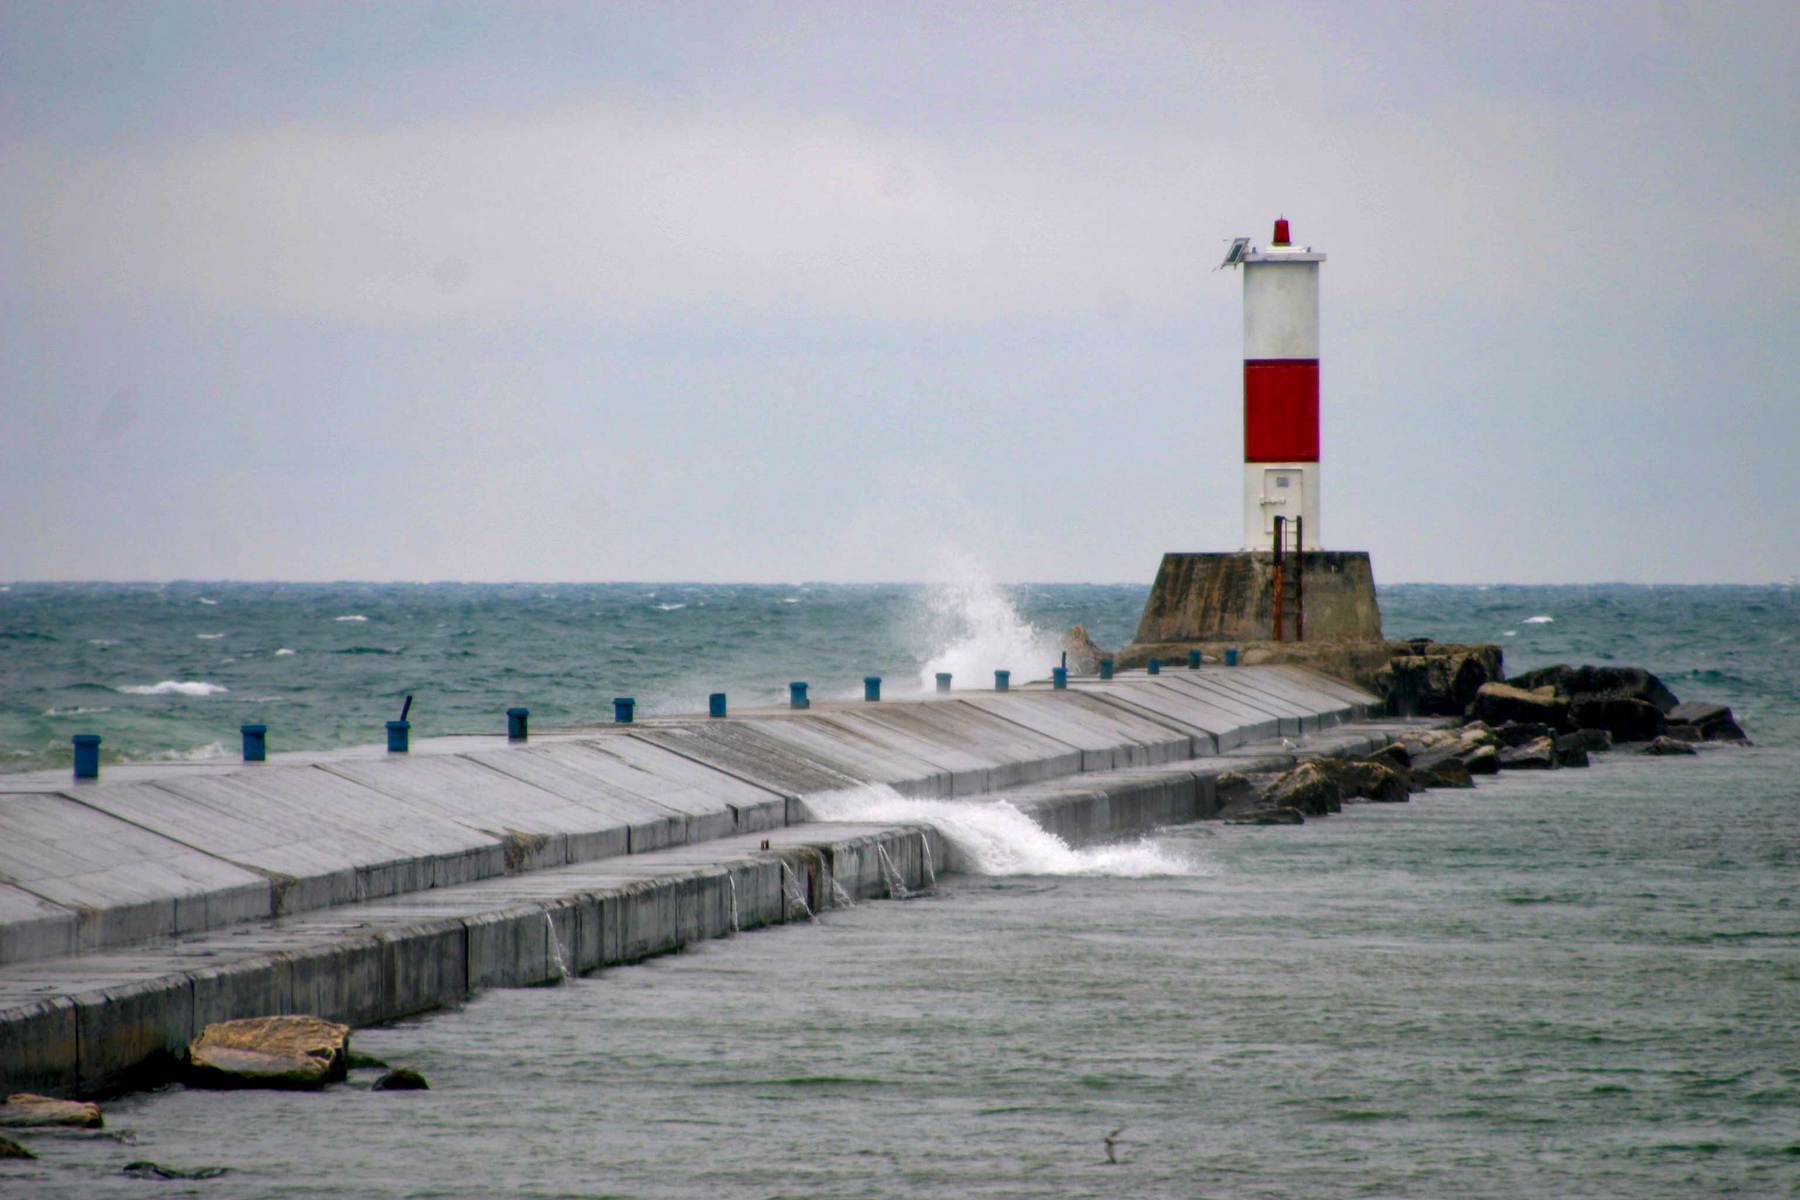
[3,1,1795,584]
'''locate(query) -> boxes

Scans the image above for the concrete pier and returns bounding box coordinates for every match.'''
[0,666,1394,1098]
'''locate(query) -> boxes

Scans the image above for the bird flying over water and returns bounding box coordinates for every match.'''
[1103,1126,1125,1164]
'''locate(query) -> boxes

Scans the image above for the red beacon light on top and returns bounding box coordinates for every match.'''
[1272,217,1291,246]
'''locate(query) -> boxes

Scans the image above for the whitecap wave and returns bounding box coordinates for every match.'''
[654,602,687,611]
[88,638,119,647]
[802,784,1204,877]
[196,632,224,639]
[274,648,297,656]
[781,597,801,604]
[198,597,218,605]
[335,614,368,622]
[45,705,112,717]
[1523,615,1555,624]
[118,680,230,696]
[1502,630,1517,637]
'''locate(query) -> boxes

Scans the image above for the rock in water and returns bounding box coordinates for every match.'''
[1561,728,1614,753]
[1418,758,1474,789]
[1380,651,1495,717]
[1225,807,1305,825]
[123,1161,229,1180]
[1262,762,1344,816]
[1552,734,1592,768]
[1665,701,1749,743]
[1464,745,1501,775]
[1569,666,1679,713]
[1639,736,1698,757]
[372,1067,429,1091]
[0,1093,103,1128]
[0,1136,35,1160]
[1497,736,1557,770]
[186,1016,350,1090]
[1471,683,1572,730]
[1570,696,1666,743]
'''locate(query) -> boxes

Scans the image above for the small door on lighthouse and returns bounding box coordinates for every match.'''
[1261,469,1303,544]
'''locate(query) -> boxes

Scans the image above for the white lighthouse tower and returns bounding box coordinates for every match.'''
[1221,217,1324,552]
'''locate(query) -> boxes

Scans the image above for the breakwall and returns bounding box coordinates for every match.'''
[1,666,1390,1098]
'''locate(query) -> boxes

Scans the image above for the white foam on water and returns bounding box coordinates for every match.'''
[335,614,368,622]
[1503,630,1517,637]
[1523,615,1555,624]
[654,602,687,611]
[45,706,112,717]
[118,680,230,696]
[802,784,1204,878]
[198,597,218,605]
[143,741,227,762]
[89,638,119,646]
[781,597,801,604]
[196,632,224,639]
[274,648,297,656]
[916,555,1063,691]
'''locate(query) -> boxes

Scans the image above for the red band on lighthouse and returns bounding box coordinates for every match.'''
[1243,359,1319,462]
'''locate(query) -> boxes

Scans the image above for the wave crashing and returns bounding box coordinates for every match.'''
[118,680,230,697]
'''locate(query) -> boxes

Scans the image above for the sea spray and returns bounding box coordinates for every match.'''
[802,784,1202,878]
[543,911,572,983]
[873,842,911,899]
[916,556,1064,691]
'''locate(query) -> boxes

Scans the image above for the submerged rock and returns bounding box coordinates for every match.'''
[185,1016,350,1090]
[0,1136,35,1160]
[372,1067,429,1091]
[123,1161,229,1180]
[1225,807,1305,825]
[0,1093,103,1129]
[1639,736,1698,757]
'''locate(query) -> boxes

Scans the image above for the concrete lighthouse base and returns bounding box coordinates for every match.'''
[1119,551,1383,667]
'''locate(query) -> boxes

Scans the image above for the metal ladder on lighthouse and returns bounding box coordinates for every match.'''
[1271,516,1304,643]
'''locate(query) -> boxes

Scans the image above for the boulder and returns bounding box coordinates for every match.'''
[1570,666,1679,713]
[1665,701,1748,742]
[1496,721,1555,747]
[1213,770,1263,813]
[1570,696,1666,744]
[1059,625,1111,675]
[1225,807,1305,825]
[185,1016,351,1090]
[0,1137,35,1160]
[1552,734,1592,768]
[1308,757,1411,803]
[1464,745,1500,775]
[1561,728,1613,753]
[1262,762,1344,816]
[1418,758,1474,789]
[372,1067,429,1091]
[1368,741,1411,770]
[1508,664,1575,695]
[0,1094,103,1129]
[1639,736,1698,756]
[1471,683,1572,730]
[1663,723,1703,742]
[1381,651,1495,717]
[1497,736,1557,770]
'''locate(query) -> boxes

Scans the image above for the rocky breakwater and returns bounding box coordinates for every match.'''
[1218,661,1750,826]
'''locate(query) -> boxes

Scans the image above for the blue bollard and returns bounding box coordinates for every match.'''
[1147,658,1161,675]
[789,682,809,710]
[386,720,410,753]
[241,724,267,762]
[1052,667,1067,690]
[1188,649,1201,670]
[71,733,101,780]
[506,707,529,740]
[613,697,635,724]
[709,692,727,718]
[1225,647,1239,666]
[994,669,1010,692]
[864,676,881,702]
[935,672,952,694]
[1100,657,1113,680]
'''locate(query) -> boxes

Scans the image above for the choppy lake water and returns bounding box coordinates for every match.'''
[3,582,1797,1196]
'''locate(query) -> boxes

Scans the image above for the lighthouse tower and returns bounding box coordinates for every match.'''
[1224,217,1324,552]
